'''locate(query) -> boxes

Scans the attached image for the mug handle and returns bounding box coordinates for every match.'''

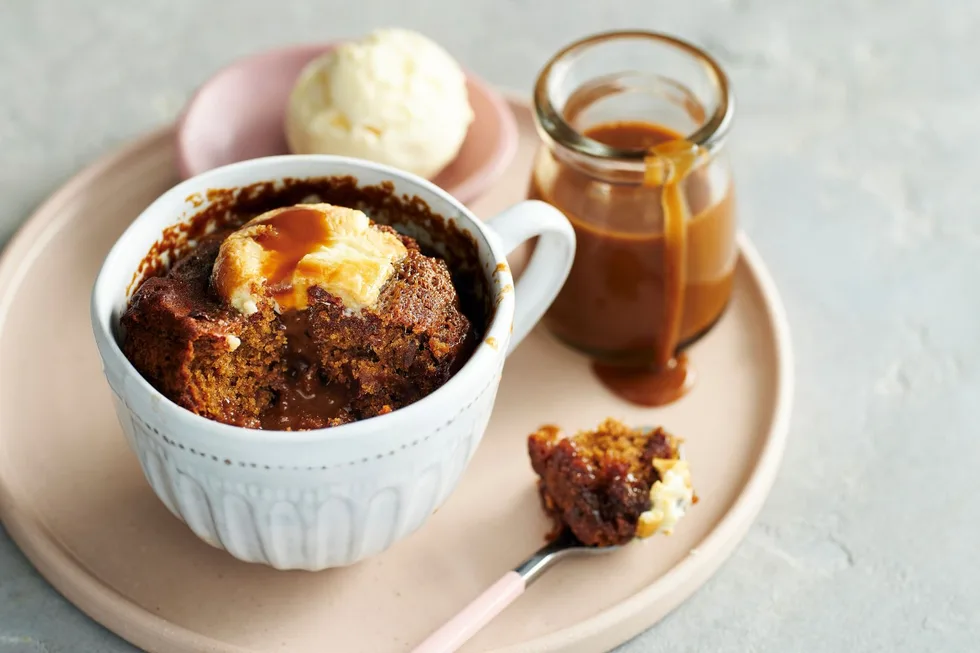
[484,200,576,356]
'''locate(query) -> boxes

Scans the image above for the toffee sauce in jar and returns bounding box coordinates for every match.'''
[529,32,738,405]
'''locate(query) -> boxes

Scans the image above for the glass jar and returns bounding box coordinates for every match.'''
[529,31,737,374]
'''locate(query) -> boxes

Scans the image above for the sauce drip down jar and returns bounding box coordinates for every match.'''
[529,31,738,395]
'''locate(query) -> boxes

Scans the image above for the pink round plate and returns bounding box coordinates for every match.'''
[0,94,793,653]
[175,43,518,204]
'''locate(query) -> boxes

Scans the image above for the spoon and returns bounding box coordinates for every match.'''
[411,425,684,652]
[410,524,618,652]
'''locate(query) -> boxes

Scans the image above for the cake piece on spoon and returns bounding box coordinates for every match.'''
[527,418,695,547]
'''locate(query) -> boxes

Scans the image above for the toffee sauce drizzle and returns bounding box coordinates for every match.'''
[251,207,348,428]
[564,122,705,407]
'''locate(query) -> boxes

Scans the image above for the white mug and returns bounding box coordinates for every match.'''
[91,155,575,570]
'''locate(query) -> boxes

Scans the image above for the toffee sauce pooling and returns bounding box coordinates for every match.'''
[530,121,736,407]
[260,310,349,429]
[253,206,378,427]
[248,205,373,428]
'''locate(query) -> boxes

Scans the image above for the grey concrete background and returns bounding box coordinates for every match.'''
[1,0,978,651]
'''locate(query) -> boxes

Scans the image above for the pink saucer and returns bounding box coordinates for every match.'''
[176,43,519,204]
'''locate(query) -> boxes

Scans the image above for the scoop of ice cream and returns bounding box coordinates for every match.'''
[636,458,694,538]
[284,28,474,178]
[212,203,407,315]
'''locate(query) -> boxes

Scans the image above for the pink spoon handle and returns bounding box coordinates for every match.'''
[411,571,526,653]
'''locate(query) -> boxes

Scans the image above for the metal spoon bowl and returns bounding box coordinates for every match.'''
[514,527,619,585]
